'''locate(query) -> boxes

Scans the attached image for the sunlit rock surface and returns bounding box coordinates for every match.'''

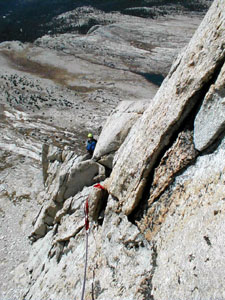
[194,61,225,151]
[109,0,225,216]
[1,1,222,299]
[93,100,150,168]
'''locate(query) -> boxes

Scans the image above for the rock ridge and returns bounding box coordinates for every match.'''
[108,0,225,216]
[16,1,225,299]
[0,1,224,299]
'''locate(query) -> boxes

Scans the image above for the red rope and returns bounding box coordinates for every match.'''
[84,198,89,231]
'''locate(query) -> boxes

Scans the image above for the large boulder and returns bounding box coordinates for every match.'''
[93,100,149,168]
[43,146,106,203]
[30,146,106,240]
[57,159,106,202]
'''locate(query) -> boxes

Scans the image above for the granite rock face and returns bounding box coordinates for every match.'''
[0,5,204,298]
[109,0,225,216]
[93,100,150,168]
[147,130,197,211]
[1,1,225,299]
[35,14,201,77]
[194,61,225,151]
[151,137,225,299]
[30,146,106,241]
[16,1,225,300]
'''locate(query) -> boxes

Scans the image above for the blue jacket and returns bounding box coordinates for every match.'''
[86,139,97,153]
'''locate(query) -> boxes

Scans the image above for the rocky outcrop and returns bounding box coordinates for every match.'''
[194,61,225,151]
[148,130,197,207]
[17,1,225,300]
[1,5,206,298]
[1,0,225,299]
[150,136,225,299]
[34,13,202,77]
[109,0,225,216]
[30,147,106,241]
[93,100,150,168]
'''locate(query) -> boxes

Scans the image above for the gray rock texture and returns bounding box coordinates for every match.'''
[109,0,225,216]
[151,136,225,300]
[194,61,225,151]
[0,1,224,300]
[30,146,106,241]
[22,191,154,300]
[13,1,225,300]
[35,14,201,77]
[0,153,42,299]
[93,100,149,168]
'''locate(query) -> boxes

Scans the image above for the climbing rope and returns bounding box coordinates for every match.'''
[80,183,105,300]
[80,198,89,300]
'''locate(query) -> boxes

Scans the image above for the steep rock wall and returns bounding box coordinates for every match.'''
[19,1,225,299]
[150,136,225,299]
[109,0,225,216]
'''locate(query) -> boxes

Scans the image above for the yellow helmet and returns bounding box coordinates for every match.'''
[88,133,93,138]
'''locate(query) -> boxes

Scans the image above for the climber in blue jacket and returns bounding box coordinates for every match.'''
[86,133,97,156]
